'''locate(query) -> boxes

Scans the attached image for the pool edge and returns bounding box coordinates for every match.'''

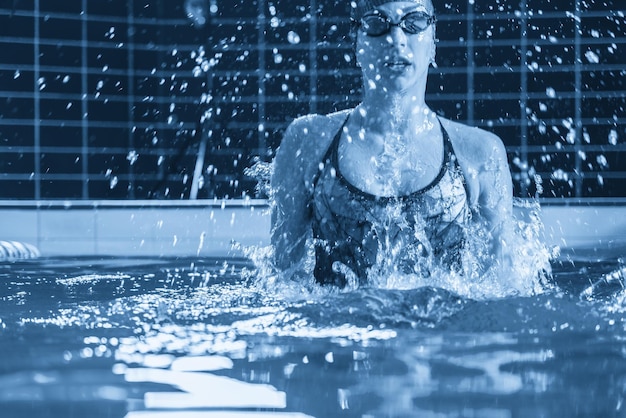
[0,198,624,257]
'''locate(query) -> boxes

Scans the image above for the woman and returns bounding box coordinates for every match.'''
[270,0,513,287]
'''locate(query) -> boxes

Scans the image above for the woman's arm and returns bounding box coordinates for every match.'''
[445,119,514,271]
[270,119,314,270]
[472,130,514,270]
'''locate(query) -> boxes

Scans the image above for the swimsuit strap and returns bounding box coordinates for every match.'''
[312,113,465,198]
[311,114,351,189]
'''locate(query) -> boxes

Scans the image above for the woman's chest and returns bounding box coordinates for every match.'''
[337,134,444,196]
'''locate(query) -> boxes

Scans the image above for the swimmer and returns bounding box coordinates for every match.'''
[270,0,514,287]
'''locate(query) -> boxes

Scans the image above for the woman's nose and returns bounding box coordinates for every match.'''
[385,26,407,47]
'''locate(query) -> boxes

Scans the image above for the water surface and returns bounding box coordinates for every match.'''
[0,249,625,418]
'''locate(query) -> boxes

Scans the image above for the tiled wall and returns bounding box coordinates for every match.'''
[0,201,625,256]
[0,0,625,200]
[0,200,270,256]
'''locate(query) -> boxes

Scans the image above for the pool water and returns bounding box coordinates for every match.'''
[1,247,626,418]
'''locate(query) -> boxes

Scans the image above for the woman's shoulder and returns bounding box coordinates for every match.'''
[286,109,350,138]
[279,109,351,157]
[439,117,507,161]
[274,109,352,182]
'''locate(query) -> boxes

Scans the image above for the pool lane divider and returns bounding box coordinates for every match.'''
[0,240,40,260]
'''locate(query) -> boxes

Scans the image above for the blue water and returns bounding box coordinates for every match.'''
[1,248,626,418]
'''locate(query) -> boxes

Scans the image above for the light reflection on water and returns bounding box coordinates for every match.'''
[0,253,626,417]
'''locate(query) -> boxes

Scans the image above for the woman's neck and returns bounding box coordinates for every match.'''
[357,92,434,135]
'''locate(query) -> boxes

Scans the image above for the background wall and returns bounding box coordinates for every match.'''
[1,0,625,201]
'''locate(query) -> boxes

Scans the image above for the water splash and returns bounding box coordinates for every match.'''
[247,196,554,305]
[243,159,272,198]
[581,257,626,302]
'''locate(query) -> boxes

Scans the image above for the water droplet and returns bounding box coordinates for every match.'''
[585,50,599,64]
[287,31,301,45]
[126,150,139,165]
[551,169,568,181]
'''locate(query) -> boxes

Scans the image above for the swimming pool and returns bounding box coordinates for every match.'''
[1,238,625,418]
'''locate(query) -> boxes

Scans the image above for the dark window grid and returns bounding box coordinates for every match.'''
[0,43,33,65]
[0,125,35,147]
[533,171,626,183]
[580,43,626,66]
[40,181,84,199]
[40,153,84,175]
[1,7,190,26]
[514,144,626,155]
[87,153,192,177]
[24,71,83,94]
[582,70,626,92]
[525,129,625,150]
[0,143,261,153]
[10,52,626,80]
[0,153,35,174]
[0,181,36,198]
[0,119,196,131]
[4,6,622,25]
[582,124,626,146]
[0,91,205,107]
[40,126,83,147]
[517,118,623,129]
[87,179,134,198]
[9,35,622,64]
[464,9,623,20]
[582,178,626,195]
[513,152,626,182]
[1,35,218,59]
[2,93,621,121]
[580,1,624,11]
[580,15,626,39]
[580,151,626,172]
[0,173,178,181]
[2,1,620,201]
[0,14,35,38]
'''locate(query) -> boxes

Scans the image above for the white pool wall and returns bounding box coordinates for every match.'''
[0,199,624,257]
[538,201,626,250]
[0,200,270,257]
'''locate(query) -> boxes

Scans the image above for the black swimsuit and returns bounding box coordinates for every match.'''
[311,115,471,287]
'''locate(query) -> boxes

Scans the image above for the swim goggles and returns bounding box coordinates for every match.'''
[354,11,436,37]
